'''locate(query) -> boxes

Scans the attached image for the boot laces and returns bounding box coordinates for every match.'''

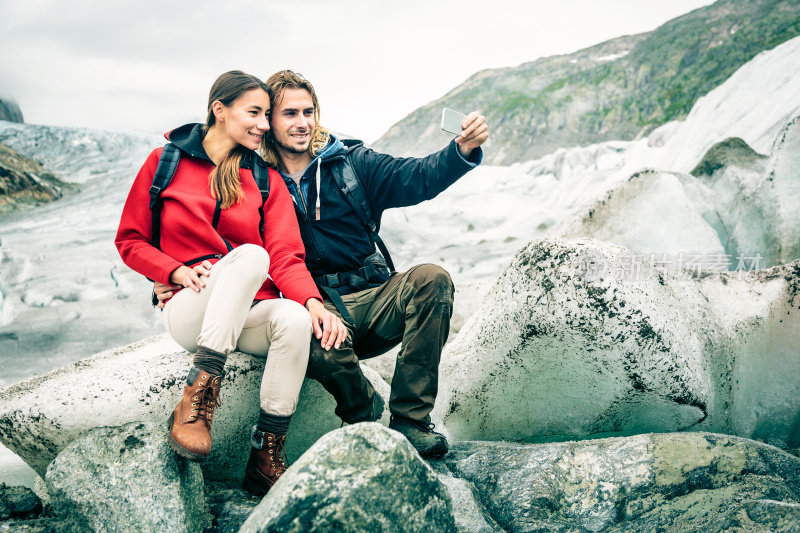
[261,433,288,479]
[392,415,440,434]
[274,435,289,477]
[416,421,438,433]
[194,379,222,422]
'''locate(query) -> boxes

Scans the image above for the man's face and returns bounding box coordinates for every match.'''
[269,87,315,155]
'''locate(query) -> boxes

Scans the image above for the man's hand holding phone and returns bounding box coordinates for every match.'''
[441,108,488,157]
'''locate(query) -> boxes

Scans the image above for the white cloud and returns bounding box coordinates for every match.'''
[0,0,715,141]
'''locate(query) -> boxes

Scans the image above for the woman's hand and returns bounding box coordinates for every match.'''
[167,260,213,294]
[305,298,348,351]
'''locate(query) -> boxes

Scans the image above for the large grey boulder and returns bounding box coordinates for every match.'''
[0,483,41,520]
[431,238,800,447]
[0,335,390,484]
[557,168,727,258]
[559,114,800,269]
[239,423,457,533]
[437,432,800,532]
[204,482,260,533]
[45,421,211,533]
[427,462,501,533]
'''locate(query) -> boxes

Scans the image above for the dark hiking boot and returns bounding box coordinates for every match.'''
[242,427,289,497]
[341,391,385,426]
[368,391,385,422]
[389,415,449,458]
[167,370,222,461]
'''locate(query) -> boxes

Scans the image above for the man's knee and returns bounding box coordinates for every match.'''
[408,264,454,303]
[307,333,357,379]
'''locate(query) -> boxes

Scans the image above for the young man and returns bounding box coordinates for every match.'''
[261,70,487,457]
[157,70,488,457]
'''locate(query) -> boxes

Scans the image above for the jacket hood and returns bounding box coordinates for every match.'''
[313,134,346,165]
[316,134,368,165]
[164,123,212,162]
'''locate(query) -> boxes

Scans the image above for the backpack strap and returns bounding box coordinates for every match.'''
[331,158,396,273]
[210,199,233,253]
[252,152,271,237]
[149,143,181,250]
[319,286,356,325]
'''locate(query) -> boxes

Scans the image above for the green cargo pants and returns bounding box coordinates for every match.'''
[306,264,454,423]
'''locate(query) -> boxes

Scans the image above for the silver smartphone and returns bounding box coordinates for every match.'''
[441,108,466,135]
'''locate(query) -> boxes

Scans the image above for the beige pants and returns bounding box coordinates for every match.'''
[164,244,311,416]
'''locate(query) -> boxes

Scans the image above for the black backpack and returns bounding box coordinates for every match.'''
[330,157,395,273]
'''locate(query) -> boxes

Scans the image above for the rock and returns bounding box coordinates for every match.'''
[0,483,41,520]
[0,142,66,214]
[559,115,800,270]
[45,421,211,533]
[427,462,501,533]
[204,481,259,533]
[0,98,23,123]
[0,517,62,532]
[757,115,800,265]
[741,499,800,532]
[440,432,800,532]
[559,169,727,259]
[431,239,800,447]
[0,334,391,484]
[30,478,49,513]
[239,423,457,533]
[284,360,391,463]
[691,137,767,178]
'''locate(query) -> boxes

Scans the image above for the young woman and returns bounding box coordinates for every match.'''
[115,70,346,496]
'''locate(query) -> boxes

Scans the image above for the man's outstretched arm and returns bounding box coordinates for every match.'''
[352,111,489,212]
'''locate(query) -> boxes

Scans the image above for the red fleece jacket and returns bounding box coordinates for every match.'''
[115,146,321,305]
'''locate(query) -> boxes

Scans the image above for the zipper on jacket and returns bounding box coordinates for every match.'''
[184,253,224,266]
[286,173,326,269]
[293,202,324,267]
[287,179,310,219]
[298,187,310,217]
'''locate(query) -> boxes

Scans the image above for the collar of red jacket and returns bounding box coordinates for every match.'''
[164,123,213,163]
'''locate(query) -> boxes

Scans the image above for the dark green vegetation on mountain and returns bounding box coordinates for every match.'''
[0,142,68,214]
[375,0,800,164]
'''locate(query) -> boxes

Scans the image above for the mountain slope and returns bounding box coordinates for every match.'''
[0,142,67,214]
[374,0,800,164]
[0,99,23,123]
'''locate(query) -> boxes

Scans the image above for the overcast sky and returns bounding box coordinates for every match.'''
[0,0,714,143]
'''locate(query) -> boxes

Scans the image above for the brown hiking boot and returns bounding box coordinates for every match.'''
[242,427,289,497]
[167,370,222,461]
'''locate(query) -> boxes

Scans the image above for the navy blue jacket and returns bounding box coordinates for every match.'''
[282,136,482,281]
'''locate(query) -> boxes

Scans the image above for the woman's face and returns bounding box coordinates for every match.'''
[220,88,270,150]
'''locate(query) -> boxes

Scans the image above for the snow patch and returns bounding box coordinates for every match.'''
[592,51,630,62]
